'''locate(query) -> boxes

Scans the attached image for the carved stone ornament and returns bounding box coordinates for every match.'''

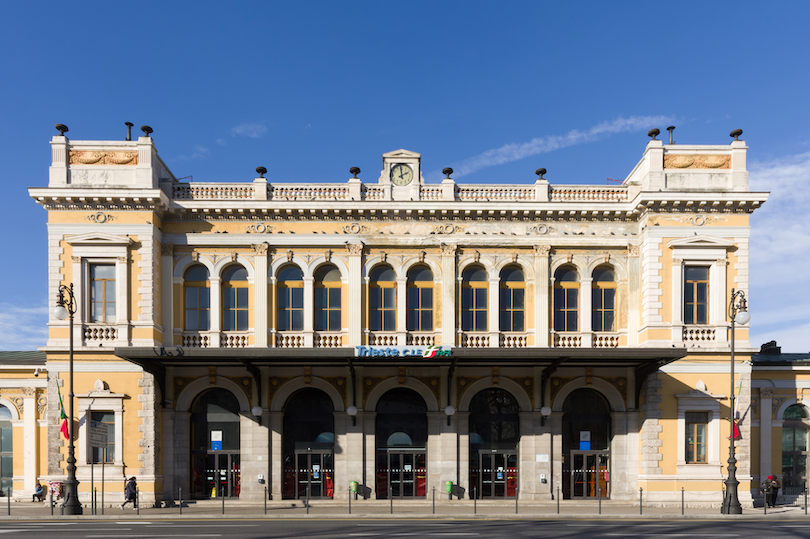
[230,251,237,262]
[161,244,174,256]
[71,256,81,263]
[325,249,332,262]
[245,223,274,234]
[440,243,457,256]
[21,387,36,398]
[627,245,640,257]
[346,243,364,256]
[664,154,730,169]
[418,251,426,263]
[474,251,481,263]
[286,249,293,262]
[191,252,199,262]
[760,387,773,399]
[527,224,555,235]
[431,224,465,235]
[379,251,387,262]
[567,254,574,263]
[342,223,369,234]
[88,379,111,395]
[86,212,116,224]
[117,256,127,263]
[69,150,138,166]
[681,215,719,226]
[534,245,551,257]
[252,243,269,255]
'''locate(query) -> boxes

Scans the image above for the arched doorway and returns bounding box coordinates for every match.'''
[562,388,611,499]
[0,405,11,494]
[282,388,335,499]
[375,388,427,499]
[782,404,809,492]
[190,389,241,499]
[468,388,519,499]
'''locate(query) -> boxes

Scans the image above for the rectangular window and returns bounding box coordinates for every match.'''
[185,286,210,331]
[223,287,249,331]
[407,286,433,331]
[684,266,709,325]
[90,264,116,323]
[370,286,395,331]
[685,412,708,463]
[89,411,115,464]
[592,287,615,332]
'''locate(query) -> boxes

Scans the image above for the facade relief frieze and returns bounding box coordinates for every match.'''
[412,376,441,406]
[455,376,484,408]
[663,154,730,169]
[321,376,347,405]
[362,377,387,408]
[268,377,295,405]
[69,150,138,166]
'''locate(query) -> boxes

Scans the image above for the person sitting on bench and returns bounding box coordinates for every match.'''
[32,482,44,502]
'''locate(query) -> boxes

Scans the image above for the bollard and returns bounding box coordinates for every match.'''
[348,487,352,515]
[306,484,310,515]
[556,485,560,515]
[390,489,393,514]
[446,480,453,501]
[516,488,519,514]
[6,487,10,515]
[50,492,53,516]
[473,487,477,515]
[764,490,767,515]
[598,483,601,515]
[265,486,267,515]
[136,488,140,516]
[681,487,684,516]
[639,487,643,515]
[179,487,182,515]
[805,485,807,515]
[432,486,435,515]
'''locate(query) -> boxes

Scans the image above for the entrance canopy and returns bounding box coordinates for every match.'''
[115,346,686,407]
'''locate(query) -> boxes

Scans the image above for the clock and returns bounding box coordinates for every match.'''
[391,164,413,186]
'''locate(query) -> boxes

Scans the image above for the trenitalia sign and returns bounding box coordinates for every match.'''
[355,345,452,359]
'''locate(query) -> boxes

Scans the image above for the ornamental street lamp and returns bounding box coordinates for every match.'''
[53,283,82,515]
[724,288,749,515]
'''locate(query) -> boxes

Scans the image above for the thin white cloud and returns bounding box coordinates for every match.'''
[0,303,49,350]
[215,138,227,146]
[449,115,674,178]
[229,122,268,139]
[748,151,810,352]
[174,145,210,162]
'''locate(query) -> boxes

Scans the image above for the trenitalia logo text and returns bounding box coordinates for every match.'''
[354,345,452,359]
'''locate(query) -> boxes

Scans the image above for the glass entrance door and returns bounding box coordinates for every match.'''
[377,451,426,499]
[472,451,517,498]
[570,451,609,499]
[294,452,334,499]
[204,453,241,498]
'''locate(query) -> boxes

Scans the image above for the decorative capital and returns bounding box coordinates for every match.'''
[191,252,199,262]
[117,256,127,263]
[21,387,36,398]
[534,245,551,257]
[418,251,426,263]
[324,249,332,262]
[627,244,640,257]
[252,243,269,255]
[760,387,773,399]
[161,244,174,256]
[440,243,457,256]
[286,249,293,262]
[71,256,81,263]
[346,242,364,256]
[716,258,728,267]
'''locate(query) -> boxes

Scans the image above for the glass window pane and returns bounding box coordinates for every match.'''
[461,288,472,308]
[223,315,234,331]
[315,310,326,331]
[93,264,116,279]
[696,305,707,324]
[291,310,303,331]
[499,311,510,331]
[329,310,340,331]
[475,288,487,308]
[187,310,198,330]
[383,310,395,331]
[92,281,103,301]
[604,289,615,310]
[292,288,303,309]
[224,290,234,309]
[554,311,564,331]
[383,289,395,309]
[315,288,326,309]
[105,282,115,302]
[592,311,601,332]
[554,288,564,306]
[696,283,708,303]
[592,289,602,309]
[604,311,615,332]
[370,288,381,307]
[200,288,209,308]
[513,311,524,331]
[500,288,509,309]
[421,311,432,330]
[369,310,381,331]
[684,284,694,303]
[0,428,11,452]
[784,428,796,452]
[422,288,432,309]
[186,290,198,308]
[105,303,115,322]
[566,288,578,306]
[236,310,248,331]
[329,288,341,307]
[236,288,248,308]
[461,311,472,331]
[199,311,209,331]
[407,310,417,331]
[513,289,524,309]
[566,311,577,331]
[475,311,487,331]
[278,291,289,309]
[407,288,418,307]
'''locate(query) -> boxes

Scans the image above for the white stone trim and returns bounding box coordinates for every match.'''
[550,376,626,413]
[268,377,345,413]
[457,377,532,413]
[675,389,723,467]
[175,375,250,413]
[364,377,439,412]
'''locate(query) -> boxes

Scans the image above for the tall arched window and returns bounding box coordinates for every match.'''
[554,266,579,332]
[369,265,396,331]
[499,266,525,331]
[592,266,616,332]
[782,404,809,489]
[184,265,210,331]
[407,266,433,331]
[222,266,248,331]
[277,265,304,331]
[0,404,12,494]
[461,266,488,332]
[314,265,341,332]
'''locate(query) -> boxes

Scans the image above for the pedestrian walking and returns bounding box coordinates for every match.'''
[121,477,137,510]
[760,476,773,507]
[771,476,780,508]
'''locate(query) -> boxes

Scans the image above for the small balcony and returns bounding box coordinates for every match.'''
[181,331,211,348]
[83,324,117,346]
[221,331,251,348]
[407,331,438,346]
[499,332,529,348]
[460,332,490,348]
[367,332,399,346]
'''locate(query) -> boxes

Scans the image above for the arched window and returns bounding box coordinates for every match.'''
[277,265,304,331]
[592,266,616,332]
[499,266,525,331]
[283,389,335,499]
[0,404,11,494]
[461,266,488,331]
[369,265,396,331]
[222,266,248,331]
[554,266,579,332]
[190,389,241,499]
[782,404,809,489]
[407,266,433,331]
[314,265,341,332]
[184,265,210,331]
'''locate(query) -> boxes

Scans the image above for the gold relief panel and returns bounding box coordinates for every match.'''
[603,377,628,402]
[663,154,730,169]
[173,377,196,401]
[69,150,138,166]
[268,377,295,406]
[507,377,534,409]
[413,377,441,407]
[549,377,578,406]
[322,376,347,405]
[455,376,484,408]
[362,377,387,408]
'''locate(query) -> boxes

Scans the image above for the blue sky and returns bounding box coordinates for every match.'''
[1,1,808,351]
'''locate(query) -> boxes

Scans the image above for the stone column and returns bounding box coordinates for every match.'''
[161,407,176,501]
[457,411,470,497]
[252,244,269,346]
[440,244,457,347]
[488,277,500,346]
[240,413,269,500]
[269,411,283,500]
[396,277,407,345]
[347,243,364,347]
[362,412,377,498]
[209,276,222,348]
[580,278,593,346]
[627,245,640,346]
[303,277,314,347]
[518,411,537,499]
[534,246,550,347]
[759,388,773,483]
[548,411,563,499]
[160,244,174,346]
[609,411,633,500]
[22,387,38,494]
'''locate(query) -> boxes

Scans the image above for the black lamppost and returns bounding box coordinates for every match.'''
[53,283,82,515]
[724,288,749,515]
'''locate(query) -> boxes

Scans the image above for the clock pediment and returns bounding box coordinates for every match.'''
[382,149,421,159]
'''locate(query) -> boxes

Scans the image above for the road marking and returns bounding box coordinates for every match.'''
[88,536,221,538]
[145,525,259,528]
[605,535,739,537]
[349,534,478,537]
[0,531,28,534]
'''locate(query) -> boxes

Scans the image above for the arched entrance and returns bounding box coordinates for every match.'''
[375,388,427,499]
[468,388,519,499]
[0,405,11,494]
[562,388,611,499]
[190,389,241,499]
[282,388,335,499]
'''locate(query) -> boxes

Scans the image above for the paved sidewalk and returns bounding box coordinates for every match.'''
[1,498,809,520]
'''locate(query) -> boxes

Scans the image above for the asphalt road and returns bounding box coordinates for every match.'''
[2,519,810,538]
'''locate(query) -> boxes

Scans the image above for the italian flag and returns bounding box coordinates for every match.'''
[57,383,69,440]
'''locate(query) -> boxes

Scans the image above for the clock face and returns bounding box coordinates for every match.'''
[391,164,414,186]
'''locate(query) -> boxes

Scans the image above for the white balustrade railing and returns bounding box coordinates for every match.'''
[363,186,386,201]
[549,186,628,202]
[276,332,305,348]
[407,332,437,346]
[221,332,250,348]
[500,332,528,348]
[271,185,348,200]
[173,183,254,200]
[456,185,534,201]
[182,332,210,348]
[593,333,620,348]
[315,332,344,348]
[683,326,716,343]
[368,332,398,346]
[461,332,490,348]
[554,332,582,348]
[84,325,117,343]
[419,186,442,201]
